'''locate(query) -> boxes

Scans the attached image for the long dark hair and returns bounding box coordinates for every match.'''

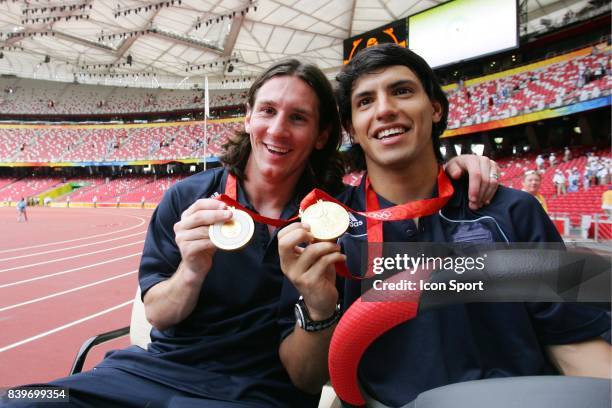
[336,43,449,172]
[220,60,344,194]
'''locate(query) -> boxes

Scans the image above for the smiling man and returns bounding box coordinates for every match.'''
[3,60,345,408]
[277,44,611,406]
[3,58,500,408]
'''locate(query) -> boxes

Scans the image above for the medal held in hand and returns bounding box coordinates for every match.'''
[300,200,350,241]
[209,207,255,251]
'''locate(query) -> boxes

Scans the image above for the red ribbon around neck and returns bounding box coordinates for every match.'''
[328,167,453,407]
[220,169,453,279]
[218,172,300,227]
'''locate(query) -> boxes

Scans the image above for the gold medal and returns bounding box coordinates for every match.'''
[209,208,255,250]
[300,200,350,241]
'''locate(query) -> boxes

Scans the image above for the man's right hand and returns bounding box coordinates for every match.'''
[278,222,346,393]
[173,199,233,284]
[144,198,233,330]
[278,222,345,321]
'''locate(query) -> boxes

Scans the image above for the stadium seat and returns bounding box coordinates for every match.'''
[68,288,340,408]
[68,288,147,374]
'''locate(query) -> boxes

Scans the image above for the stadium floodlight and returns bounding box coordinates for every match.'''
[471,144,485,156]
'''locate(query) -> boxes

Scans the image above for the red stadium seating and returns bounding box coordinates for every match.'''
[0,177,64,201]
[0,120,242,163]
[0,77,247,115]
[446,45,610,129]
[498,147,611,228]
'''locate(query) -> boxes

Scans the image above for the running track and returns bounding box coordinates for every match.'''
[0,207,152,387]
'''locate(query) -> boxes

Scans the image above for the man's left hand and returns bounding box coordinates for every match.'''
[445,154,499,210]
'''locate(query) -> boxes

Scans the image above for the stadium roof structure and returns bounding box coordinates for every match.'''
[0,0,597,89]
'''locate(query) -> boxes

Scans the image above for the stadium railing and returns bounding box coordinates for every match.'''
[68,288,341,408]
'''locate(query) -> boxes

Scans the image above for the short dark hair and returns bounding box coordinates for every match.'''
[220,59,344,193]
[336,43,449,171]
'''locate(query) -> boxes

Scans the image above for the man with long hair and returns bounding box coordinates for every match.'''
[3,59,495,408]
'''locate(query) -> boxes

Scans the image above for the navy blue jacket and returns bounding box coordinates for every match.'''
[99,167,320,408]
[335,177,610,406]
[279,176,610,406]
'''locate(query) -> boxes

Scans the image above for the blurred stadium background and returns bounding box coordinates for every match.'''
[0,0,610,240]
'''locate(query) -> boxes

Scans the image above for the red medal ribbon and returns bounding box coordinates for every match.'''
[299,166,453,223]
[362,166,453,278]
[307,167,452,279]
[218,173,300,227]
[225,171,237,199]
[222,171,454,279]
[222,169,453,278]
[328,167,452,406]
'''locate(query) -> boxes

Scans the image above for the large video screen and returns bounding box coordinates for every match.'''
[408,0,518,68]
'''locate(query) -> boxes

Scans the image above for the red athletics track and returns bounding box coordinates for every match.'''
[0,206,153,388]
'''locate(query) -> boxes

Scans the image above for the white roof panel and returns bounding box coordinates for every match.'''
[0,0,593,89]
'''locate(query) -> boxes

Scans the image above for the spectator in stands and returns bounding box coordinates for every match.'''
[277,44,611,407]
[2,58,498,408]
[596,160,609,185]
[587,156,599,185]
[553,169,567,196]
[584,66,593,84]
[593,62,605,80]
[583,166,592,190]
[535,154,545,170]
[522,170,548,212]
[567,167,580,192]
[602,188,612,217]
[577,62,586,88]
[16,197,27,222]
[549,152,557,167]
[563,146,571,162]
